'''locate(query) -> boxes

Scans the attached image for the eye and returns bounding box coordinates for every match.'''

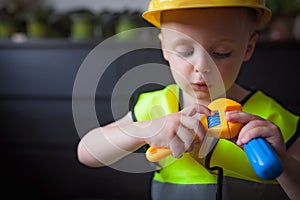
[174,44,194,57]
[178,50,194,57]
[212,51,232,59]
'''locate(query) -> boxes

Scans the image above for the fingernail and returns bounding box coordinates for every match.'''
[225,112,230,120]
[241,138,247,143]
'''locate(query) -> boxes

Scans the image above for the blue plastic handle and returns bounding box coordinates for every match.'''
[244,137,283,180]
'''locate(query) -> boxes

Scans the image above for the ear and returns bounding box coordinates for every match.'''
[243,32,259,62]
[158,33,169,61]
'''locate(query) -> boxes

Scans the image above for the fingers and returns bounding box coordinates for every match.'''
[226,111,282,147]
[181,103,212,117]
[236,121,270,146]
[172,104,211,157]
[180,103,212,142]
[169,136,185,158]
[226,111,264,145]
[169,113,208,158]
[168,126,196,158]
[177,126,195,151]
[149,104,212,159]
[180,115,206,142]
[225,110,261,123]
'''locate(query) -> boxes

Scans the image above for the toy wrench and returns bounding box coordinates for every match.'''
[146,98,243,162]
[198,98,243,158]
[146,98,283,180]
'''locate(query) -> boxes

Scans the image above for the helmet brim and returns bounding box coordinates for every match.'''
[143,5,272,29]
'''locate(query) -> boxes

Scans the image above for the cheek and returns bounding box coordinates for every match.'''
[170,65,189,85]
[168,57,193,84]
[215,61,241,88]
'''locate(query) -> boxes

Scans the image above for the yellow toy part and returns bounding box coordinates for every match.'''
[143,0,272,28]
[202,98,243,139]
[146,98,244,162]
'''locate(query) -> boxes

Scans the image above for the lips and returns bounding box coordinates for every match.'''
[192,82,209,91]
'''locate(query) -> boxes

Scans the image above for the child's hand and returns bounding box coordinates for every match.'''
[144,104,212,158]
[226,111,287,158]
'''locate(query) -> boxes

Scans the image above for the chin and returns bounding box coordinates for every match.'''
[189,89,211,102]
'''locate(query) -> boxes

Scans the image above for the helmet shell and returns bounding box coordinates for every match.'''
[143,0,272,28]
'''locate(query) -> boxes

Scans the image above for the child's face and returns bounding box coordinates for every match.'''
[160,8,258,101]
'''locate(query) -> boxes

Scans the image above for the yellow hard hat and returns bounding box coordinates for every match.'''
[143,0,272,28]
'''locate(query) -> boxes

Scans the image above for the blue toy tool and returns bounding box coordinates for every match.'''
[207,110,283,180]
[244,137,283,180]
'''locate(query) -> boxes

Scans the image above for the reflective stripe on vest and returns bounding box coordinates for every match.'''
[133,84,299,185]
[151,177,290,200]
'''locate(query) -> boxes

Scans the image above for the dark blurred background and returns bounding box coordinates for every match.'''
[0,0,300,199]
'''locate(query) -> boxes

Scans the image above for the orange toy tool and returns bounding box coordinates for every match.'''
[146,98,244,162]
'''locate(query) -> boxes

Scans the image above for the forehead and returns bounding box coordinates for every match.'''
[160,8,251,43]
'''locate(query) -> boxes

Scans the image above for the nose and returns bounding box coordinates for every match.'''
[194,64,209,73]
[193,50,211,73]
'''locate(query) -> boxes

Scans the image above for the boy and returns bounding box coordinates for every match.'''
[77,0,300,199]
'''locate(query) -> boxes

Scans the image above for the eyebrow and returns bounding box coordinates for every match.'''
[162,30,237,49]
[211,39,236,45]
[208,39,237,50]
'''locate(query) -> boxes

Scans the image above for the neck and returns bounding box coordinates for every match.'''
[226,84,250,103]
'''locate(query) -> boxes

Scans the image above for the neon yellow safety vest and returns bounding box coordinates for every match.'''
[132,84,299,200]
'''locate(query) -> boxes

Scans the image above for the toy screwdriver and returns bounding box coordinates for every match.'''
[145,98,283,180]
